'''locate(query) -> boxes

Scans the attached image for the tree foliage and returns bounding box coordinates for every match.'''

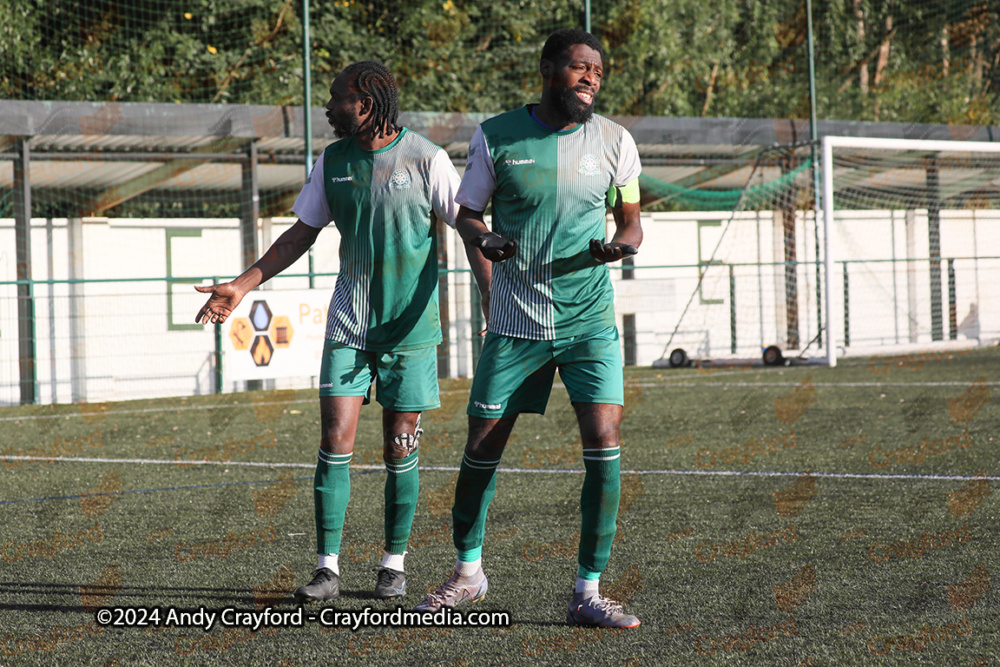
[1,0,997,125]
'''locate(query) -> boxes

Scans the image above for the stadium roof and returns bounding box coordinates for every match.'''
[1,100,999,215]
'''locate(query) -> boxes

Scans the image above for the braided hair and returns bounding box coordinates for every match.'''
[341,61,400,139]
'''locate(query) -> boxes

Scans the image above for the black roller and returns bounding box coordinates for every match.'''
[762,345,785,366]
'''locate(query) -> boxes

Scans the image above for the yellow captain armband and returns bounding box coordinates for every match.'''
[619,177,640,204]
[606,178,640,208]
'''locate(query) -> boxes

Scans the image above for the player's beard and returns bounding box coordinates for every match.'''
[328,113,362,139]
[553,85,596,124]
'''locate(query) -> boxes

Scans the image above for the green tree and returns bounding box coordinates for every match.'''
[1,0,997,124]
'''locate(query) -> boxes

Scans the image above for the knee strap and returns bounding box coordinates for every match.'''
[392,414,423,455]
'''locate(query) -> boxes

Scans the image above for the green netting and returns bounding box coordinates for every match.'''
[0,187,11,218]
[641,159,814,211]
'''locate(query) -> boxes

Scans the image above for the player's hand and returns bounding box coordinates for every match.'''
[589,239,638,264]
[194,282,245,324]
[474,232,518,262]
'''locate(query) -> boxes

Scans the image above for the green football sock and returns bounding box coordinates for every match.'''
[383,450,419,554]
[314,450,352,556]
[452,453,501,560]
[577,447,621,578]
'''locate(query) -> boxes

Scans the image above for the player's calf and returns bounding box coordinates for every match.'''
[380,414,422,597]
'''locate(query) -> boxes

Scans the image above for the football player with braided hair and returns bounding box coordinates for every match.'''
[195,61,490,602]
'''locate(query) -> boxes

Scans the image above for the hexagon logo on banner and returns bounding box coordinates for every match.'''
[228,317,253,351]
[250,300,273,331]
[251,335,274,367]
[270,315,294,348]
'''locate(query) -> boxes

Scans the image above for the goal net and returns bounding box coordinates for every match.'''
[646,143,827,367]
[820,137,1000,365]
[647,137,1000,369]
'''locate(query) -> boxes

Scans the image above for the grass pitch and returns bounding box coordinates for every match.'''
[1,349,998,665]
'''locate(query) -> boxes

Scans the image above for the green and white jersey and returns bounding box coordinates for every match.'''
[456,106,641,340]
[292,128,460,351]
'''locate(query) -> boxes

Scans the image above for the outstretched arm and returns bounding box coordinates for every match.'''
[194,220,321,324]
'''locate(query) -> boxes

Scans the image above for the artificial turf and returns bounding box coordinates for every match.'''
[0,349,997,665]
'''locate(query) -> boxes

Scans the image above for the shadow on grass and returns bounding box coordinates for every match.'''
[0,580,258,613]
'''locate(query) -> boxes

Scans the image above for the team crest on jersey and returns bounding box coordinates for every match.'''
[389,168,411,188]
[579,154,600,176]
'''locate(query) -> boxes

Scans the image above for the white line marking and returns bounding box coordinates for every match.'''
[1,455,995,481]
[645,381,1000,388]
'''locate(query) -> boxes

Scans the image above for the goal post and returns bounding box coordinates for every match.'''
[821,136,1000,367]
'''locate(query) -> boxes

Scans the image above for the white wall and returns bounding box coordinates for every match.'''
[2,209,997,404]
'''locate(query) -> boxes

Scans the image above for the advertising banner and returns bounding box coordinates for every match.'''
[222,290,329,382]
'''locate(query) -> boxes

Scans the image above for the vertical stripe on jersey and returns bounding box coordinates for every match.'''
[327,231,371,348]
[490,260,549,340]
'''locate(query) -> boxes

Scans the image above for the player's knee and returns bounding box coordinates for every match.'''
[320,418,353,451]
[464,416,514,459]
[384,425,422,460]
[464,431,509,460]
[581,425,620,449]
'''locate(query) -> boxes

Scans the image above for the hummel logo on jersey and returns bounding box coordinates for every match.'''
[504,158,535,166]
[473,401,502,410]
[330,176,353,183]
[579,154,600,176]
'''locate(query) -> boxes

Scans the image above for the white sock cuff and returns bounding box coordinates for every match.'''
[317,553,340,575]
[318,450,352,465]
[456,557,482,577]
[380,551,406,572]
[575,576,600,596]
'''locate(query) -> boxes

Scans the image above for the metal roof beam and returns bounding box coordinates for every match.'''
[3,100,998,147]
[82,137,242,215]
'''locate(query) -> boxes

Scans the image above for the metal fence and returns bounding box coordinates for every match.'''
[4,211,997,405]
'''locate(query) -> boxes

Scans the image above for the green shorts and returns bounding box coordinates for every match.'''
[319,339,440,412]
[468,326,624,419]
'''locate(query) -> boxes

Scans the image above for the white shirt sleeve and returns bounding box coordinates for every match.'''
[454,125,496,212]
[291,157,333,229]
[428,149,461,229]
[614,129,642,187]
